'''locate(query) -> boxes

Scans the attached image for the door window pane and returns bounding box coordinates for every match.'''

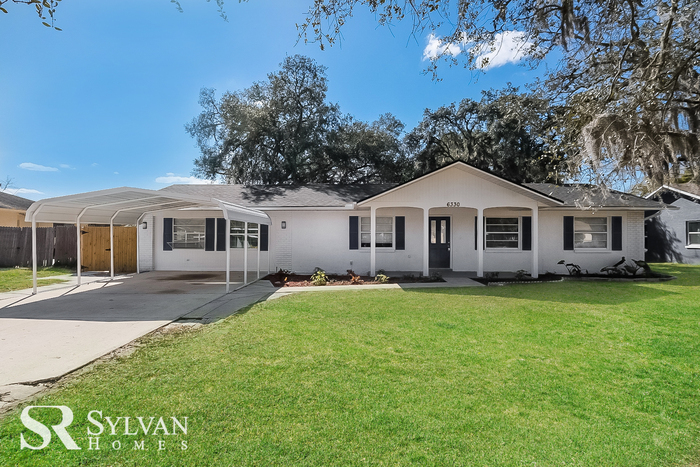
[431,220,436,244]
[440,220,446,244]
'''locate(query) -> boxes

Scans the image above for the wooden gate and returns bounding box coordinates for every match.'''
[80,226,137,273]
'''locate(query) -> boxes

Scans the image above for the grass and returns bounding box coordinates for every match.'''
[0,266,74,293]
[0,264,699,466]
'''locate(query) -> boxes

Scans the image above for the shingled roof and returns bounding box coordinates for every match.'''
[524,183,663,209]
[160,184,397,208]
[0,191,34,211]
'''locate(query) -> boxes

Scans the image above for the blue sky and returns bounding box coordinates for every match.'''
[0,0,548,200]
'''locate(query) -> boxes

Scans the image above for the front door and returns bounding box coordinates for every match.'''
[429,217,450,268]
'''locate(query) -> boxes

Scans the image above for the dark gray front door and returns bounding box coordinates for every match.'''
[429,217,450,268]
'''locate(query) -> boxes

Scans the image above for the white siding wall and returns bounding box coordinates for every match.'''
[139,165,647,276]
[538,210,643,275]
[138,214,154,272]
[151,210,270,273]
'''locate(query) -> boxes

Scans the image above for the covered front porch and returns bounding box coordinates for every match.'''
[361,204,540,278]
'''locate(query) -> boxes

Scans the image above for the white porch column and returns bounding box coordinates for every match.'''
[31,215,37,294]
[243,221,249,285]
[370,206,376,276]
[531,207,539,278]
[477,208,484,277]
[225,218,231,293]
[422,207,430,276]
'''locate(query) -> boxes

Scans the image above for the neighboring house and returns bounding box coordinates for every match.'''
[0,191,51,227]
[26,162,665,278]
[645,183,700,264]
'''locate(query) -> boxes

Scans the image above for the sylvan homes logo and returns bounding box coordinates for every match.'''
[20,406,188,451]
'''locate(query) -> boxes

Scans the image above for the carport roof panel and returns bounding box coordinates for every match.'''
[25,187,224,224]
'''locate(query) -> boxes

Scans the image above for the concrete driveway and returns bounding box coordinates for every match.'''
[0,271,251,388]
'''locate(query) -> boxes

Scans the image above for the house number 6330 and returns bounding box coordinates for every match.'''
[447,202,460,207]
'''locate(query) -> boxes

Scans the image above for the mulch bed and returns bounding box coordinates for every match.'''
[263,272,446,288]
[473,272,675,285]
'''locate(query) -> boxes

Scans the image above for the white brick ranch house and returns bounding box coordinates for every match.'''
[26,161,664,290]
[141,161,660,278]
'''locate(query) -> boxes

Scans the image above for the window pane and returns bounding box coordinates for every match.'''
[486,240,519,248]
[688,232,700,246]
[360,233,371,248]
[485,218,519,249]
[172,218,206,249]
[688,221,700,234]
[486,218,518,225]
[575,232,607,248]
[361,217,371,232]
[431,220,436,244]
[575,218,607,232]
[230,235,245,249]
[440,220,446,243]
[574,218,608,248]
[230,221,245,234]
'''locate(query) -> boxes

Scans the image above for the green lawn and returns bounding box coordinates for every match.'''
[1,264,699,466]
[0,267,73,293]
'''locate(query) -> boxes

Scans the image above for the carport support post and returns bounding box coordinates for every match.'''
[109,214,116,280]
[31,215,37,294]
[477,208,484,277]
[531,208,539,279]
[226,218,231,293]
[257,224,261,280]
[243,221,248,285]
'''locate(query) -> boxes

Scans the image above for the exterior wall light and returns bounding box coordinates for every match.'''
[281,221,287,229]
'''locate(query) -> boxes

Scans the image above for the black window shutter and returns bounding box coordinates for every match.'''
[395,216,405,250]
[349,216,359,250]
[612,216,623,250]
[163,218,173,251]
[216,218,226,251]
[260,224,269,251]
[522,216,532,251]
[563,216,574,250]
[205,218,215,251]
[474,216,478,250]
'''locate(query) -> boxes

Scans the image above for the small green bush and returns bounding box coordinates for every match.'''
[311,268,328,286]
[375,273,389,284]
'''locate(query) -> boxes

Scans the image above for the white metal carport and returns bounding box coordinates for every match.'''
[24,187,271,294]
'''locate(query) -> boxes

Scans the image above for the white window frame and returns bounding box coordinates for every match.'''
[574,216,609,250]
[360,216,394,249]
[171,218,206,250]
[687,220,700,248]
[230,221,259,249]
[484,217,520,250]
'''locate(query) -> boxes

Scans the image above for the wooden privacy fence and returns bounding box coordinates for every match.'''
[80,226,137,273]
[0,225,77,268]
[0,225,136,273]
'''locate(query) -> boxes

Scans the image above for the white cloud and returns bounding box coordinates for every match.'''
[114,172,119,175]
[471,31,535,70]
[422,30,536,70]
[423,33,462,60]
[155,173,216,185]
[91,162,99,167]
[3,188,44,196]
[59,164,74,169]
[19,162,58,172]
